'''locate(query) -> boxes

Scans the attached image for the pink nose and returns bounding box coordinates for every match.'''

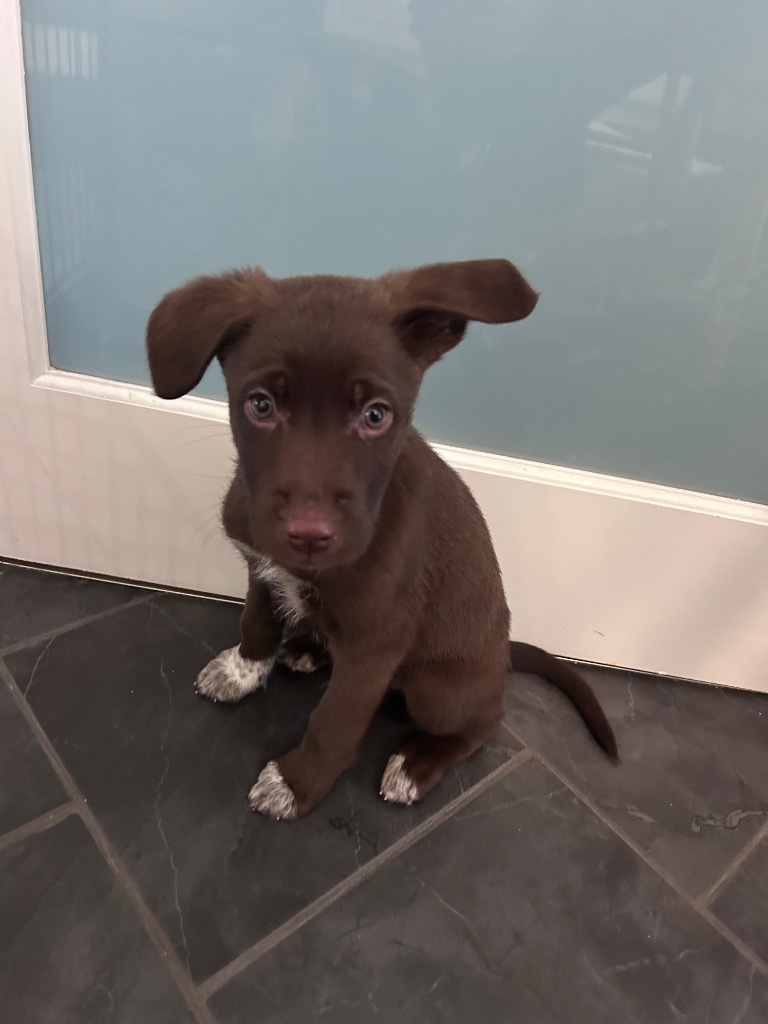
[284,514,334,556]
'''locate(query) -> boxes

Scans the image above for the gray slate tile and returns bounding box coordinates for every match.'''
[5,591,519,982]
[0,814,194,1024]
[711,834,768,964]
[211,758,768,1024]
[505,665,768,895]
[0,563,143,647]
[0,681,67,833]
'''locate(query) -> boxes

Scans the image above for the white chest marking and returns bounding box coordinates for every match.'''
[232,540,314,626]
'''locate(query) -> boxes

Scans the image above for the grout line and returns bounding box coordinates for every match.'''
[502,724,768,980]
[0,802,77,853]
[699,819,768,908]
[199,746,534,1000]
[0,659,216,1024]
[0,592,157,657]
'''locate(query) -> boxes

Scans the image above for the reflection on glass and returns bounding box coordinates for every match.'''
[21,0,768,502]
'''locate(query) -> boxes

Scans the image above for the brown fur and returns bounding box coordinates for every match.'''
[147,259,616,819]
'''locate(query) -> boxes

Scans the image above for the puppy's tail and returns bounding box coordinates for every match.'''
[509,641,618,759]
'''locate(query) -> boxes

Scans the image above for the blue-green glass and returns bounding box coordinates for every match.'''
[21,1,768,502]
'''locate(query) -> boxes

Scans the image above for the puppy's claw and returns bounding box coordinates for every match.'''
[248,761,298,820]
[380,753,420,806]
[194,647,274,703]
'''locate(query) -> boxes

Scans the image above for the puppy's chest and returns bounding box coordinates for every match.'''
[234,541,316,624]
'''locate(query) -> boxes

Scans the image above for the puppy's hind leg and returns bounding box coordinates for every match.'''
[277,625,331,674]
[380,662,504,805]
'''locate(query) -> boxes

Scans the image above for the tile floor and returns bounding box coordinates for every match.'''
[1,561,766,1023]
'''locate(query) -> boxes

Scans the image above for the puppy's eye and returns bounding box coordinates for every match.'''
[361,401,392,433]
[245,391,276,424]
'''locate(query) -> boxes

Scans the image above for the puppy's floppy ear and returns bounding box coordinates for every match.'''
[146,268,272,399]
[383,259,539,370]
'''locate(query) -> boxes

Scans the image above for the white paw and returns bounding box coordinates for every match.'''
[248,761,298,820]
[279,650,320,673]
[194,647,274,703]
[380,753,420,806]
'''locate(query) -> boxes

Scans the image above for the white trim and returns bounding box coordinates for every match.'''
[9,364,768,695]
[31,369,768,528]
[436,444,768,526]
[452,459,768,694]
[32,368,231,423]
[1,0,48,384]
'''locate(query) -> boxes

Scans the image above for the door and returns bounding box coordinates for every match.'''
[2,0,767,691]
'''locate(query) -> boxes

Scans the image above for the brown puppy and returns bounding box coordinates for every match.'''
[147,260,616,820]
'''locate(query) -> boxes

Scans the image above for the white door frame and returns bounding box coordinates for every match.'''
[2,0,767,692]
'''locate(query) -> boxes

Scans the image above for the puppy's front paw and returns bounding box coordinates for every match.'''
[380,753,421,806]
[194,647,274,703]
[248,761,298,820]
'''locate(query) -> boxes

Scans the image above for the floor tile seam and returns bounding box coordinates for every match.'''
[0,658,217,1024]
[198,746,534,1000]
[699,818,768,907]
[691,898,768,979]
[0,591,157,657]
[0,802,78,853]
[501,724,768,979]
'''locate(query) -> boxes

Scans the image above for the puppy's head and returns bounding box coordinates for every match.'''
[147,260,537,572]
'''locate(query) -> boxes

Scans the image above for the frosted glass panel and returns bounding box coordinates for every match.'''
[21,0,768,503]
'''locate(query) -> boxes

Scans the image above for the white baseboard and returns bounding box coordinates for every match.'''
[2,370,766,694]
[434,440,768,693]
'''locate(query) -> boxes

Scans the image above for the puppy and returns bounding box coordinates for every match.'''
[146,260,616,820]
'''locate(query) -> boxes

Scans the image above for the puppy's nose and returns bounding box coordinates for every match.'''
[284,514,334,556]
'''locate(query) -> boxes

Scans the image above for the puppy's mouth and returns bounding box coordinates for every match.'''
[271,526,373,574]
[281,549,339,573]
[277,541,359,574]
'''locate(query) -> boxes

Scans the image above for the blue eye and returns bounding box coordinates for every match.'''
[365,404,386,427]
[246,391,275,422]
[361,402,392,432]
